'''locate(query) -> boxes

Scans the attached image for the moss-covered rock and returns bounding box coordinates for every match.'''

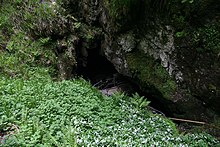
[126,50,177,100]
[100,0,220,121]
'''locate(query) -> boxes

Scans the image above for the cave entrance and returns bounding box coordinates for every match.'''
[77,46,174,112]
[76,47,220,138]
[77,48,117,84]
[76,47,172,116]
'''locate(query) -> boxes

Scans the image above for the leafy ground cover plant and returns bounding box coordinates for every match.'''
[0,25,57,78]
[0,77,219,146]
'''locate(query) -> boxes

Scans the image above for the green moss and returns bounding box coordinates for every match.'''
[170,0,220,54]
[193,24,220,54]
[104,0,135,19]
[126,50,177,100]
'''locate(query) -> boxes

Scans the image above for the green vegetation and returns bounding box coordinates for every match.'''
[0,0,79,79]
[192,24,220,54]
[105,0,135,18]
[126,50,177,100]
[0,77,219,146]
[0,0,58,78]
[2,0,74,38]
[170,0,220,54]
[0,0,219,146]
[0,32,57,79]
[174,19,220,54]
[105,0,170,19]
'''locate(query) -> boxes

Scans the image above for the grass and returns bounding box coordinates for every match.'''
[0,77,219,146]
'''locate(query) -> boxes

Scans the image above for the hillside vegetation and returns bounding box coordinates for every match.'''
[0,0,220,146]
[0,77,219,146]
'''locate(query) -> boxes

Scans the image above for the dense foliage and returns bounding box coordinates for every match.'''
[0,0,59,78]
[0,32,56,79]
[0,0,219,146]
[0,77,219,146]
[0,0,80,79]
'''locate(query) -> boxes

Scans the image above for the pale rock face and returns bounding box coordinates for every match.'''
[102,25,184,83]
[138,26,183,82]
[118,33,136,53]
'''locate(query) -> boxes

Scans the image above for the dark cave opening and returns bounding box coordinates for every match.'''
[76,48,117,84]
[76,47,175,118]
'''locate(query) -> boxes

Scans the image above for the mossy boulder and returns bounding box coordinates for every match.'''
[126,50,177,100]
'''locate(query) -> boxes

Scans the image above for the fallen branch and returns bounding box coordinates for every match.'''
[169,117,206,125]
[169,117,220,131]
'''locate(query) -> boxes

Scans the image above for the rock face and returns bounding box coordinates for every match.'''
[63,0,220,120]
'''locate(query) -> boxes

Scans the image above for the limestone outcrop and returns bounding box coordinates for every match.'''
[55,0,220,120]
